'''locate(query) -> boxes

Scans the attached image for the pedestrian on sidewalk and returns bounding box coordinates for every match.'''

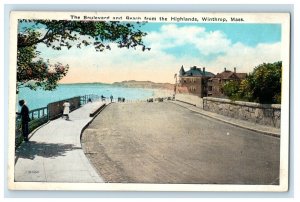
[110,95,113,103]
[62,100,70,120]
[16,100,30,142]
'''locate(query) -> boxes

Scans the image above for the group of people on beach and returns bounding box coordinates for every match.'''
[101,95,114,102]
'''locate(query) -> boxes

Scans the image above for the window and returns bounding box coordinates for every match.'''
[190,86,196,92]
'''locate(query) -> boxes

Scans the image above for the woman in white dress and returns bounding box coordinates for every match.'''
[62,101,70,120]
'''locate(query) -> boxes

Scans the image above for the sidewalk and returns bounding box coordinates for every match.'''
[171,101,280,137]
[14,101,105,183]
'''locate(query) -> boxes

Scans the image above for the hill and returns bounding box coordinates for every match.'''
[112,80,174,90]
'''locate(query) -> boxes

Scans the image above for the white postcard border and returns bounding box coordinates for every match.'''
[8,11,291,192]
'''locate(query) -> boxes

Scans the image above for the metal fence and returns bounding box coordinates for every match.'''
[80,94,101,105]
[15,106,49,148]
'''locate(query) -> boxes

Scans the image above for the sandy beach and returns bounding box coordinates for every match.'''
[151,88,174,99]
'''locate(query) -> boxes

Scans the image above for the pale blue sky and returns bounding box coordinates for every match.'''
[143,23,281,46]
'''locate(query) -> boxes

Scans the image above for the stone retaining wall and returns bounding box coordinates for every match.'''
[175,94,203,108]
[203,97,281,128]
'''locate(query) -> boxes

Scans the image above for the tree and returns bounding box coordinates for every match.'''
[222,80,240,100]
[244,61,282,104]
[17,39,69,91]
[17,20,148,91]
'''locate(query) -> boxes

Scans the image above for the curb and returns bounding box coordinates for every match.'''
[80,103,110,182]
[171,101,280,138]
[79,103,110,140]
[175,99,196,107]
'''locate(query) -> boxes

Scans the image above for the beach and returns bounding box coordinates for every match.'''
[152,88,174,98]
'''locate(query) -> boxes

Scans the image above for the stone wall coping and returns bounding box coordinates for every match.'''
[204,97,233,104]
[176,93,202,97]
[203,97,281,109]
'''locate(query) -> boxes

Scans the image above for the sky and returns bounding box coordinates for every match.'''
[21,21,281,84]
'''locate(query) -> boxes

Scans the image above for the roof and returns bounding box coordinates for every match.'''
[214,71,247,80]
[235,73,247,79]
[179,66,215,77]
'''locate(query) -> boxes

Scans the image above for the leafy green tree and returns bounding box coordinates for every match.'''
[243,61,282,104]
[17,20,148,91]
[238,78,254,101]
[222,80,240,100]
[17,39,69,91]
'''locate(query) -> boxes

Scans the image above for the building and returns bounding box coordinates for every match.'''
[207,67,247,97]
[176,65,215,97]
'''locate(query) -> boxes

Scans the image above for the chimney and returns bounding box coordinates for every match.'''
[234,67,236,73]
[224,67,226,72]
[203,67,205,75]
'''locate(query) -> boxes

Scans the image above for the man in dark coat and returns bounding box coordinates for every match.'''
[16,100,30,142]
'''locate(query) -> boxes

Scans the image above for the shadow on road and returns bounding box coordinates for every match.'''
[15,141,81,161]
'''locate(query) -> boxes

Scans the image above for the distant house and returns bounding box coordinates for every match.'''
[176,65,215,97]
[207,67,247,97]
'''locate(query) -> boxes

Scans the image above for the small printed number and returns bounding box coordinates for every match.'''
[28,170,39,174]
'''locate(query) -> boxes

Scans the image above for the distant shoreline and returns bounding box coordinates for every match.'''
[60,80,175,91]
[59,82,175,99]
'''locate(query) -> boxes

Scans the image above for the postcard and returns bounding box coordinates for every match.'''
[8,11,290,191]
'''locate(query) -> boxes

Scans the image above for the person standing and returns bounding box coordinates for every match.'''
[110,95,113,103]
[16,100,30,142]
[62,101,70,120]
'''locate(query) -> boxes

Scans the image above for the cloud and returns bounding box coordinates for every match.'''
[208,42,281,73]
[145,24,231,55]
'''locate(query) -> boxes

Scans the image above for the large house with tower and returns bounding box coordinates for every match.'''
[176,65,215,97]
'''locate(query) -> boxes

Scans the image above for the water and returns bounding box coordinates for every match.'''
[17,83,156,110]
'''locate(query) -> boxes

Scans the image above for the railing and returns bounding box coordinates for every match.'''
[15,106,49,148]
[29,107,48,120]
[80,94,101,105]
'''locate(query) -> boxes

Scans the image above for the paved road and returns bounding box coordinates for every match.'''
[82,102,280,184]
